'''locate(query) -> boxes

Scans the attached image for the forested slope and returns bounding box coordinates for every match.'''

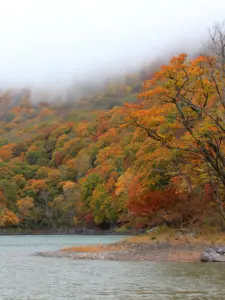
[1,34,225,231]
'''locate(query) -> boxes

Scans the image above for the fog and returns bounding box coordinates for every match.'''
[0,0,225,93]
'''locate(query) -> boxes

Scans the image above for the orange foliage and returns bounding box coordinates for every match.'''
[0,209,20,227]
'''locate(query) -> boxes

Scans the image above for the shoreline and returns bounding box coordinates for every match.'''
[36,243,205,262]
[0,228,136,236]
[3,228,225,262]
[36,241,205,262]
[36,230,225,263]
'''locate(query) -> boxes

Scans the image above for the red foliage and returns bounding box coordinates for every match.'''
[127,184,179,217]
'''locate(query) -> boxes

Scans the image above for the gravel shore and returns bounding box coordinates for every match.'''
[36,241,205,262]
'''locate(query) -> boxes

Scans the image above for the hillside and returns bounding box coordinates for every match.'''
[0,47,225,232]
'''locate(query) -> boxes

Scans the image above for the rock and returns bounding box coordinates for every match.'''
[148,226,159,233]
[201,247,225,262]
[215,247,225,254]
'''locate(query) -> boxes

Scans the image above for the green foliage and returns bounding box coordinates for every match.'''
[0,50,224,230]
[26,148,48,165]
[12,162,38,179]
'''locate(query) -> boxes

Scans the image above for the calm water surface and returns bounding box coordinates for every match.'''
[0,235,224,300]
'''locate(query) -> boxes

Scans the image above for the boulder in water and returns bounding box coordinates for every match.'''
[201,247,225,262]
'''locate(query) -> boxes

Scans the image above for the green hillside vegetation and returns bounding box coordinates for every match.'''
[1,28,225,232]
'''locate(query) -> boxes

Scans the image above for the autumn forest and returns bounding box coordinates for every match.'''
[1,24,225,232]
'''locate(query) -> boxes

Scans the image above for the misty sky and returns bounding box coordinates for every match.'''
[0,0,225,89]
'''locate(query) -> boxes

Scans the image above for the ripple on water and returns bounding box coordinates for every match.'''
[0,235,225,300]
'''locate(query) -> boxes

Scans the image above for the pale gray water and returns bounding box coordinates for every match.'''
[0,235,224,300]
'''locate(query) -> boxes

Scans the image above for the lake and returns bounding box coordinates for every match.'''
[0,235,224,299]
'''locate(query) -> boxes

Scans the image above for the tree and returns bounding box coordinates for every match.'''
[0,209,19,227]
[16,196,34,226]
[124,52,225,218]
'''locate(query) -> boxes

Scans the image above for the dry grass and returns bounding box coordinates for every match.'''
[126,228,225,246]
[60,227,225,256]
[61,244,124,253]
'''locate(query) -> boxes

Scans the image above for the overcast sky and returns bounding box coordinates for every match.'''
[0,0,225,89]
